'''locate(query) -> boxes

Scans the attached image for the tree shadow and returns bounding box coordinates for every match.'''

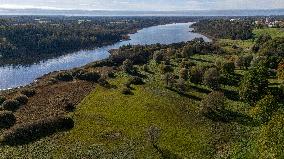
[190,85,211,94]
[222,89,240,101]
[166,87,202,101]
[189,57,213,64]
[129,70,147,78]
[220,74,241,87]
[205,110,258,126]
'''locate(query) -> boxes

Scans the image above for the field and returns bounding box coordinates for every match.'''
[0,61,256,158]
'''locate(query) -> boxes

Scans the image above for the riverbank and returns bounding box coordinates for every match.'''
[0,22,208,90]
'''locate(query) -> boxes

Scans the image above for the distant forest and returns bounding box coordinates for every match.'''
[192,19,254,40]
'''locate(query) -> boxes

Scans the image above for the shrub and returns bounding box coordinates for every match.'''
[127,76,144,85]
[163,73,176,88]
[0,116,74,145]
[97,78,110,88]
[90,59,114,68]
[0,111,16,129]
[235,55,253,69]
[222,61,235,74]
[122,59,133,73]
[0,96,6,105]
[250,95,278,123]
[160,64,173,74]
[76,71,101,82]
[215,59,223,71]
[20,89,36,97]
[107,72,116,78]
[14,95,29,105]
[64,101,76,112]
[180,59,195,69]
[200,91,226,117]
[2,100,21,112]
[179,68,189,80]
[153,51,164,63]
[175,79,187,93]
[55,71,73,81]
[189,66,206,84]
[121,87,132,95]
[239,62,269,103]
[203,68,221,90]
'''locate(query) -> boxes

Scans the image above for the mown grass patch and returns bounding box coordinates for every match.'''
[49,76,217,158]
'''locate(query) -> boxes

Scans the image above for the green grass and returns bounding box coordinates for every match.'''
[0,60,257,158]
[218,39,254,54]
[253,28,284,39]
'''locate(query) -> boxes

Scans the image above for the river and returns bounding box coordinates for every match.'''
[0,22,210,90]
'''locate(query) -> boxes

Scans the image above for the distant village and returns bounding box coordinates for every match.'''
[229,17,284,28]
[254,17,284,28]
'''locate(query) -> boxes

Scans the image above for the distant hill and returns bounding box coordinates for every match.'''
[1,9,284,16]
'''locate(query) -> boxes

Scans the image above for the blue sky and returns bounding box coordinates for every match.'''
[0,0,283,11]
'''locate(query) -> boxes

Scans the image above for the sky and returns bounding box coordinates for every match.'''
[0,0,283,11]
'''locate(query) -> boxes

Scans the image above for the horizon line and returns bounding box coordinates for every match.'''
[1,8,284,12]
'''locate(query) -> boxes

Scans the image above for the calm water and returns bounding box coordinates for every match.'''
[0,22,210,90]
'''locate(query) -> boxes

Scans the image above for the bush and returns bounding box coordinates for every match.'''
[203,68,221,90]
[20,89,36,97]
[0,96,6,105]
[121,87,133,95]
[163,73,176,88]
[200,91,226,117]
[76,71,101,82]
[122,59,133,73]
[2,100,21,112]
[90,59,114,68]
[0,116,74,145]
[179,68,189,80]
[64,101,76,112]
[180,59,195,69]
[160,64,173,74]
[235,55,253,69]
[250,95,278,123]
[127,76,144,85]
[14,95,29,105]
[189,66,206,84]
[222,61,235,74]
[153,51,164,63]
[107,72,116,78]
[239,62,269,103]
[55,71,73,81]
[0,111,16,129]
[175,79,187,93]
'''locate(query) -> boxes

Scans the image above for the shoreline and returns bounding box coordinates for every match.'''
[0,22,197,91]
